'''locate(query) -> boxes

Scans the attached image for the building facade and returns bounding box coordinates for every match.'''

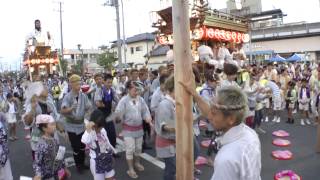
[244,22,320,63]
[63,49,104,73]
[111,33,156,68]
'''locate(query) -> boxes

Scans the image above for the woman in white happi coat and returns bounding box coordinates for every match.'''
[114,80,153,179]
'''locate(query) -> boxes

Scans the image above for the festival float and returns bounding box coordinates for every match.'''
[23,20,60,81]
[150,0,249,78]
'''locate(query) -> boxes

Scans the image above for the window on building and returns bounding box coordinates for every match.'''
[136,46,143,51]
[131,47,134,54]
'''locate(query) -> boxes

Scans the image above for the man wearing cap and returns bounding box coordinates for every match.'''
[61,74,92,173]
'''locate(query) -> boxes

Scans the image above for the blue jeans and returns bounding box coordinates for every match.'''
[163,156,176,180]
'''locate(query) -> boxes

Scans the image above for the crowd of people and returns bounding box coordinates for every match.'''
[0,57,320,180]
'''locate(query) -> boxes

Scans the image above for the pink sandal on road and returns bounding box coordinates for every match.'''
[274,170,301,180]
[272,130,290,137]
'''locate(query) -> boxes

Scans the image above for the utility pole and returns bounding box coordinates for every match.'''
[54,1,64,77]
[120,0,127,65]
[59,2,64,76]
[104,0,122,70]
[172,0,194,180]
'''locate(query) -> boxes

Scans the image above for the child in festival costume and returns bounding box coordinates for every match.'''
[5,93,18,141]
[251,72,267,133]
[286,81,297,124]
[0,113,13,180]
[298,78,311,125]
[277,82,286,110]
[81,109,116,180]
[260,79,281,123]
[33,114,70,180]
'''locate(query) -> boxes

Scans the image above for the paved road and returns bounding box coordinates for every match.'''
[9,111,320,180]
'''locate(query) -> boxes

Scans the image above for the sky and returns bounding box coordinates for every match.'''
[0,0,320,68]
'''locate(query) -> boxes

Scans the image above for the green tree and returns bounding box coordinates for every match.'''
[59,59,68,76]
[97,51,117,69]
[72,59,83,75]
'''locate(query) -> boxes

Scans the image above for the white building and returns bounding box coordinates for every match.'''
[111,33,156,69]
[245,22,320,63]
[63,49,104,73]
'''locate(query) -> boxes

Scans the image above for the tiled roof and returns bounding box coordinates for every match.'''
[111,32,155,45]
[148,45,170,57]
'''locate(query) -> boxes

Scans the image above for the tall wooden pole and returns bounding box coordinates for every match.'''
[172,0,194,180]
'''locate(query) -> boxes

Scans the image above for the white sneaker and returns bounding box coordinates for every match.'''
[265,117,269,122]
[276,117,281,123]
[272,117,277,122]
[301,119,305,126]
[305,119,311,125]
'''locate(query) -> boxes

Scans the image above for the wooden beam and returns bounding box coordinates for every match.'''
[172,0,194,180]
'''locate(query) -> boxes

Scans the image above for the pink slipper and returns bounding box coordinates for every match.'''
[199,120,207,129]
[274,170,301,180]
[272,130,290,137]
[25,135,31,140]
[195,156,207,166]
[201,139,215,148]
[272,139,291,147]
[118,131,123,139]
[272,150,293,160]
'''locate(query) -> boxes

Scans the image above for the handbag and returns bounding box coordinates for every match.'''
[93,140,113,174]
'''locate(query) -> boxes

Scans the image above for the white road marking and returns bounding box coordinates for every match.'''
[116,138,165,169]
[139,153,165,169]
[20,176,32,180]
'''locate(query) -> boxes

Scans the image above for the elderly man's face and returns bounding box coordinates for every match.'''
[208,105,237,132]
